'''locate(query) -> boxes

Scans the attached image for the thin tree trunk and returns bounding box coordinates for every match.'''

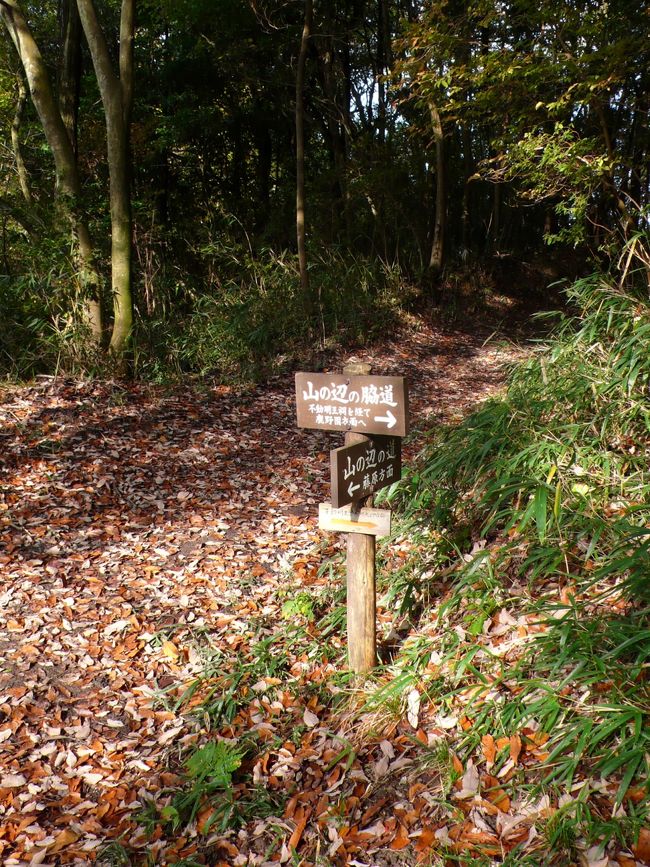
[296,0,313,321]
[428,99,445,274]
[76,0,134,366]
[315,38,348,245]
[341,41,352,246]
[255,121,272,233]
[460,121,473,255]
[376,0,391,144]
[0,0,102,340]
[11,72,32,203]
[59,0,81,154]
[491,181,501,249]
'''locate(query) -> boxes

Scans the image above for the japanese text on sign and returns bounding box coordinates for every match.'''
[295,373,409,436]
[330,436,401,508]
[301,380,398,407]
[342,438,398,484]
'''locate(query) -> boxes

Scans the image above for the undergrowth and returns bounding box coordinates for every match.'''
[378,249,650,858]
[133,246,416,383]
[1,238,417,382]
[130,242,650,864]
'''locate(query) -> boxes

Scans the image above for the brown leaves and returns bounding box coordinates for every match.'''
[0,331,631,865]
[481,733,497,766]
[633,828,650,863]
[48,828,81,854]
[509,733,523,764]
[389,822,410,850]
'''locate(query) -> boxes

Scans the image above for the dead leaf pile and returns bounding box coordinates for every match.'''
[3,319,623,866]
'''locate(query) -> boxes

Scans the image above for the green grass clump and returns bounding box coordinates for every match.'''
[385,253,650,851]
[134,244,415,383]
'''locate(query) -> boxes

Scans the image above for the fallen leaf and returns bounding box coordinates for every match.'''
[48,828,80,853]
[455,760,480,799]
[1,774,27,787]
[303,708,319,727]
[161,640,180,662]
[407,688,420,729]
[288,807,311,849]
[510,733,522,763]
[390,823,410,850]
[632,827,650,862]
[481,734,497,766]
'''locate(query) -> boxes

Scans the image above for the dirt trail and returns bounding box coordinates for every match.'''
[0,318,527,864]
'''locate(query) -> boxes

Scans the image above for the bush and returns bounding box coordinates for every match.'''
[387,242,650,829]
[134,244,415,382]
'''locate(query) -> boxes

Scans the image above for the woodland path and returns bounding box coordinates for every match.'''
[0,316,529,865]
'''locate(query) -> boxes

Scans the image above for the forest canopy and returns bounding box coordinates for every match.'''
[0,0,648,376]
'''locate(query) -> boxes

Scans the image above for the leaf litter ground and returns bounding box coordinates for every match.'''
[0,317,645,866]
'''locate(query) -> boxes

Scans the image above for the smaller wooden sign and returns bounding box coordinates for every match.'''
[330,436,401,508]
[318,503,391,537]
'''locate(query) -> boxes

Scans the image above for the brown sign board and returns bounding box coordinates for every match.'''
[295,372,409,437]
[319,503,391,537]
[330,436,401,508]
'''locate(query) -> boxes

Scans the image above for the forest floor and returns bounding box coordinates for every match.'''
[2,306,641,866]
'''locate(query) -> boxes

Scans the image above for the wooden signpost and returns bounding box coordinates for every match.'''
[295,362,409,673]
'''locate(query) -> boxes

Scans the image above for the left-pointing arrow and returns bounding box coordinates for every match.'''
[348,481,361,498]
[374,409,396,429]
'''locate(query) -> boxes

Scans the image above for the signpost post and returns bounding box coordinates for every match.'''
[342,361,376,673]
[295,362,409,673]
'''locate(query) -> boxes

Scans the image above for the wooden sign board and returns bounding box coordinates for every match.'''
[330,436,401,508]
[295,372,409,437]
[319,503,391,537]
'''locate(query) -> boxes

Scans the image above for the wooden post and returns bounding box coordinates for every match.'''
[343,361,376,672]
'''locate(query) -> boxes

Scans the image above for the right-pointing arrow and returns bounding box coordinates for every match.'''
[374,409,396,429]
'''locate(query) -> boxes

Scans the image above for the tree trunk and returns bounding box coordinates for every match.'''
[376,0,391,144]
[296,0,313,321]
[255,120,272,233]
[76,0,134,366]
[11,72,32,203]
[315,38,349,245]
[0,0,102,340]
[428,99,445,274]
[491,182,501,250]
[58,0,82,154]
[461,122,472,255]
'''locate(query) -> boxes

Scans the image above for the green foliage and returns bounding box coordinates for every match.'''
[386,241,650,837]
[395,0,650,254]
[184,739,242,788]
[0,261,104,380]
[135,739,245,839]
[96,841,132,866]
[160,739,244,834]
[133,244,413,383]
[492,124,611,245]
[281,591,315,621]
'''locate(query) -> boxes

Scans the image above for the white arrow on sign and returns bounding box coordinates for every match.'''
[374,409,396,429]
[348,481,361,498]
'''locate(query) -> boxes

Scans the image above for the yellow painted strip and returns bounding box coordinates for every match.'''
[329,519,377,530]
